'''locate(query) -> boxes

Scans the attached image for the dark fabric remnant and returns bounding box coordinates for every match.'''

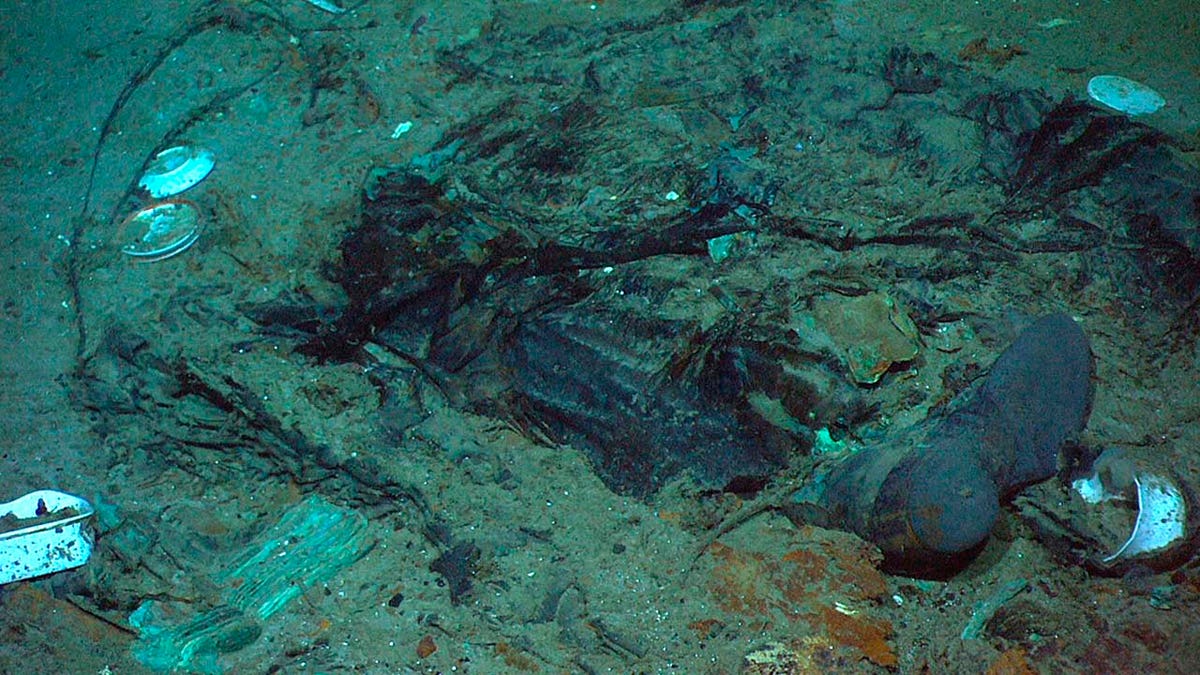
[502,311,800,498]
[961,88,1056,184]
[430,541,481,605]
[1009,101,1169,200]
[297,166,759,363]
[1108,148,1200,302]
[1129,213,1200,302]
[976,98,1200,304]
[883,46,945,94]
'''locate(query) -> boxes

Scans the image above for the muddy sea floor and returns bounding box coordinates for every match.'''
[1,1,1199,673]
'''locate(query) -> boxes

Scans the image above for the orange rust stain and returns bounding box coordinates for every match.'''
[688,618,723,640]
[4,584,125,645]
[657,510,684,523]
[708,544,773,615]
[782,548,828,577]
[814,604,897,668]
[986,647,1036,675]
[819,538,889,601]
[416,634,437,658]
[303,617,333,640]
[708,541,738,562]
[495,642,540,671]
[779,548,827,604]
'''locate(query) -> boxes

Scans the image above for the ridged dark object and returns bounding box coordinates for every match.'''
[503,310,799,498]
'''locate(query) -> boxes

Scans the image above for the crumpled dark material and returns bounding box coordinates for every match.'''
[284,167,858,498]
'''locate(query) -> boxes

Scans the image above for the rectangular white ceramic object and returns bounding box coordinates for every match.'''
[0,490,95,585]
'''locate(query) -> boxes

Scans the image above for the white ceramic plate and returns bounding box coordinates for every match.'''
[1103,472,1187,563]
[120,200,202,262]
[138,145,216,198]
[1087,75,1165,116]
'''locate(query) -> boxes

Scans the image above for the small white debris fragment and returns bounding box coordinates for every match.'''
[391,121,414,139]
[302,0,345,14]
[1036,18,1075,29]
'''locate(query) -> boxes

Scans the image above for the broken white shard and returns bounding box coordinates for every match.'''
[303,0,345,14]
